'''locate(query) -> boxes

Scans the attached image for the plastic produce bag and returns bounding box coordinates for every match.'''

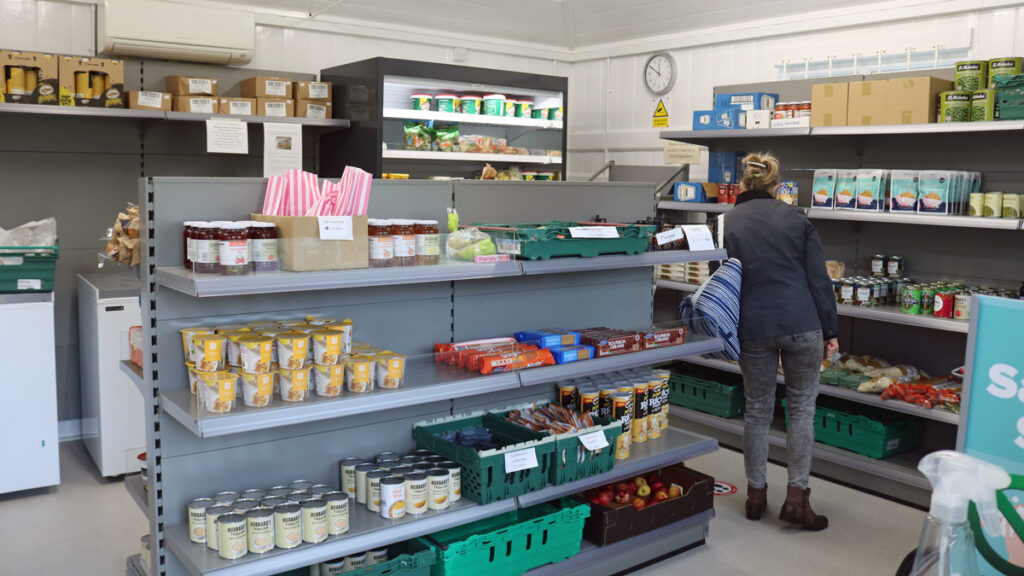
[0,217,57,247]
[446,227,496,261]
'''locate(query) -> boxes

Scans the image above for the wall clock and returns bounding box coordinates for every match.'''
[644,52,676,95]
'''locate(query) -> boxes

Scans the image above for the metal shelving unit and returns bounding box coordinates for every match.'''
[678,354,959,425]
[156,250,722,298]
[657,201,731,213]
[141,178,724,576]
[660,120,1024,143]
[0,102,350,128]
[660,127,811,140]
[654,279,699,293]
[127,554,148,576]
[126,474,150,519]
[121,360,146,397]
[382,149,562,165]
[835,303,968,333]
[807,209,1022,230]
[382,108,563,130]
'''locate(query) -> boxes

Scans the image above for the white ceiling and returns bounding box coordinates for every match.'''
[197,0,893,50]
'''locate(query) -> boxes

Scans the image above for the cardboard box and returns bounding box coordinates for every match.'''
[847,80,888,126]
[692,108,745,130]
[886,76,952,124]
[708,151,744,184]
[165,75,218,96]
[0,50,59,105]
[257,98,295,118]
[295,81,332,101]
[127,90,172,111]
[218,97,255,116]
[745,109,771,129]
[295,99,333,119]
[250,214,368,272]
[714,92,778,111]
[811,82,848,127]
[58,56,125,107]
[173,95,217,114]
[241,76,294,99]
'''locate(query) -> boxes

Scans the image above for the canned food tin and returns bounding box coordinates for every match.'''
[440,461,462,502]
[855,281,873,307]
[355,463,377,504]
[345,553,368,572]
[954,292,972,320]
[214,490,239,504]
[427,468,451,511]
[557,382,578,408]
[232,499,260,515]
[273,504,302,549]
[984,192,1004,217]
[647,379,663,439]
[903,285,923,314]
[598,384,618,418]
[412,462,433,473]
[289,480,313,492]
[400,455,421,466]
[611,392,633,460]
[380,476,407,519]
[934,291,955,318]
[871,255,887,278]
[216,513,248,560]
[968,192,985,216]
[579,390,600,416]
[187,498,215,544]
[404,472,428,515]
[368,548,390,566]
[246,508,275,554]
[424,455,447,464]
[887,256,904,279]
[320,559,347,575]
[324,491,350,536]
[205,505,233,551]
[260,497,286,509]
[631,382,649,444]
[410,449,434,459]
[921,286,937,315]
[267,487,293,499]
[300,499,328,544]
[241,489,267,501]
[390,465,414,478]
[839,280,855,304]
[367,470,388,512]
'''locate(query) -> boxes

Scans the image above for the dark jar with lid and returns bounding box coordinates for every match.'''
[413,220,440,266]
[192,223,220,274]
[248,222,280,272]
[218,222,250,276]
[183,221,198,269]
[368,219,395,268]
[389,219,417,267]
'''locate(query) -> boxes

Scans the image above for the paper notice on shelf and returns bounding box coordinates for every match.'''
[17,279,41,290]
[504,448,538,473]
[569,226,619,239]
[317,216,353,240]
[655,226,684,246]
[680,225,716,251]
[206,119,248,154]
[578,431,610,451]
[263,122,303,177]
[664,141,702,165]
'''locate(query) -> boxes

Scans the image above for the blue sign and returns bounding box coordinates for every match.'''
[960,295,1024,575]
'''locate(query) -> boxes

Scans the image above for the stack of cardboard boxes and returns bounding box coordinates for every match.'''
[1,50,125,107]
[692,92,778,131]
[811,77,953,127]
[294,80,333,119]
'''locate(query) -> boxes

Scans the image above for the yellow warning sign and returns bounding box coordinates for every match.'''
[652,99,669,128]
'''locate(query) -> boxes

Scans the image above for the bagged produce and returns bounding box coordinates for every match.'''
[446,227,496,261]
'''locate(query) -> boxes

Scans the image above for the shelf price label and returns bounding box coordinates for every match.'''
[655,226,685,246]
[680,225,716,251]
[578,431,610,451]
[569,226,619,239]
[504,448,539,473]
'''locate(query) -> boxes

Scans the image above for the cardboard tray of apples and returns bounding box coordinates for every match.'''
[574,463,714,546]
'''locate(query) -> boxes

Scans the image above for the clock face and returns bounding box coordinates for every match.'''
[644,53,675,95]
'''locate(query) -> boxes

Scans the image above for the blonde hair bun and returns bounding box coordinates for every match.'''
[741,152,781,191]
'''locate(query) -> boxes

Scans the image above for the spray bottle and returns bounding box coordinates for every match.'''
[911,450,1011,576]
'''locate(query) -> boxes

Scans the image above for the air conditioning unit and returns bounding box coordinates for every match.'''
[98,0,255,65]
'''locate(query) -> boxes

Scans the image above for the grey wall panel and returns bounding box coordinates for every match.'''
[454,181,656,224]
[846,319,966,376]
[368,180,453,220]
[160,403,449,525]
[609,165,683,185]
[454,386,558,414]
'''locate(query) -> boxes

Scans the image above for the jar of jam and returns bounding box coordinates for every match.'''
[413,220,440,266]
[218,222,250,276]
[248,222,280,272]
[797,101,812,118]
[368,219,395,268]
[390,219,417,267]
[192,223,220,274]
[183,221,198,269]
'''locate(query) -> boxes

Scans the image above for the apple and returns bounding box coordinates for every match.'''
[625,483,638,495]
[589,496,602,506]
[597,491,612,506]
[634,477,648,487]
[647,473,662,484]
[616,483,631,494]
[614,492,632,504]
[668,485,682,499]
[654,490,669,502]
[649,481,666,493]
[636,484,652,497]
[632,497,646,510]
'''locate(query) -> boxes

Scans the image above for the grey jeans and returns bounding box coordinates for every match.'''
[739,329,823,490]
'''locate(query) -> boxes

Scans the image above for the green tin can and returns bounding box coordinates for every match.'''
[514,100,532,118]
[988,57,1023,88]
[955,61,988,91]
[939,91,972,123]
[972,89,997,122]
[969,192,985,216]
[548,106,563,121]
[921,285,938,315]
[903,285,923,315]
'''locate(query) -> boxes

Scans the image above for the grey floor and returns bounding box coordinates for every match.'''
[0,440,925,576]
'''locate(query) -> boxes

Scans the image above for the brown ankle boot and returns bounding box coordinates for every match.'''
[746,485,767,521]
[779,485,828,531]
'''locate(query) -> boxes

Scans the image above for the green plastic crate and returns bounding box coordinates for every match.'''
[413,412,557,504]
[996,74,1024,120]
[0,245,58,293]
[346,539,436,576]
[477,221,656,260]
[668,373,744,418]
[783,397,922,459]
[421,498,590,576]
[484,401,623,485]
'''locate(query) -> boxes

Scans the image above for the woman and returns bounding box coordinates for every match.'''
[723,152,839,531]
